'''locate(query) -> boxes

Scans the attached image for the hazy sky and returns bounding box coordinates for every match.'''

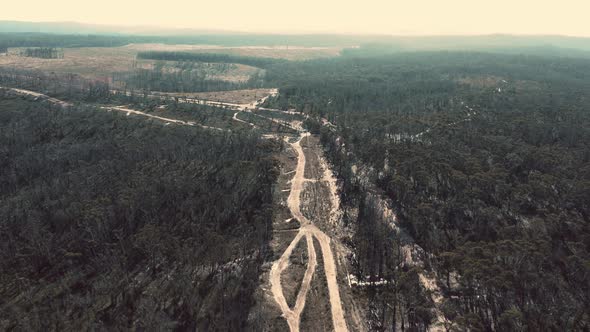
[3,0,590,36]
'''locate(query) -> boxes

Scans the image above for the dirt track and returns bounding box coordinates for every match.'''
[104,106,227,131]
[269,133,348,332]
[2,86,282,132]
[233,110,257,128]
[1,86,72,107]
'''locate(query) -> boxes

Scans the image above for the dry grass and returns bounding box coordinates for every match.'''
[0,46,265,83]
[0,43,338,87]
[0,47,137,81]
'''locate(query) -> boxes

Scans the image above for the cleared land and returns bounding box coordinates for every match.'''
[0,44,342,87]
[146,88,278,104]
[123,43,343,60]
[0,46,262,84]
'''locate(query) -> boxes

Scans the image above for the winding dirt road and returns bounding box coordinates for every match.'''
[2,86,287,133]
[270,133,348,332]
[112,88,278,113]
[232,110,257,128]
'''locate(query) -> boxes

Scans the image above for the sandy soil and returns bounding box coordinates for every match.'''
[419,273,445,331]
[300,135,366,332]
[320,156,342,226]
[269,132,348,332]
[269,133,316,332]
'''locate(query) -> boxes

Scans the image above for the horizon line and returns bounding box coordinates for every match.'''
[1,20,590,38]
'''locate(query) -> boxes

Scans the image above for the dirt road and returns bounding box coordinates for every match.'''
[270,133,348,332]
[2,86,273,132]
[233,110,257,128]
[104,106,226,131]
[111,88,278,112]
[1,86,72,107]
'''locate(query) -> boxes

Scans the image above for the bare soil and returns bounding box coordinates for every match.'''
[300,135,368,332]
[300,136,333,228]
[0,46,262,84]
[0,44,341,85]
[266,131,349,332]
[247,133,300,331]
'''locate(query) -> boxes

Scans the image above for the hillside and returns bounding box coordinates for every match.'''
[0,93,278,330]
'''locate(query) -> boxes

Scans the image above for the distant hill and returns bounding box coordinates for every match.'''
[0,21,589,53]
[0,20,240,36]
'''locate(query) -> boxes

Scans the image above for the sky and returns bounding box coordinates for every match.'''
[3,0,590,36]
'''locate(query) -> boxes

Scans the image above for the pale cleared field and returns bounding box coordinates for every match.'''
[0,47,138,81]
[123,43,344,60]
[0,46,263,83]
[0,44,341,86]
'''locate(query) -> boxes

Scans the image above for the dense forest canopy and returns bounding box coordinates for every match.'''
[341,44,590,60]
[0,94,278,330]
[265,51,590,118]
[1,26,590,331]
[0,33,141,48]
[263,51,590,330]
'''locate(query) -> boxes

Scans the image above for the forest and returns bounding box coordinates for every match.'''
[0,93,278,330]
[0,33,143,49]
[265,51,590,331]
[19,47,63,59]
[0,67,113,102]
[120,67,261,93]
[1,28,590,331]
